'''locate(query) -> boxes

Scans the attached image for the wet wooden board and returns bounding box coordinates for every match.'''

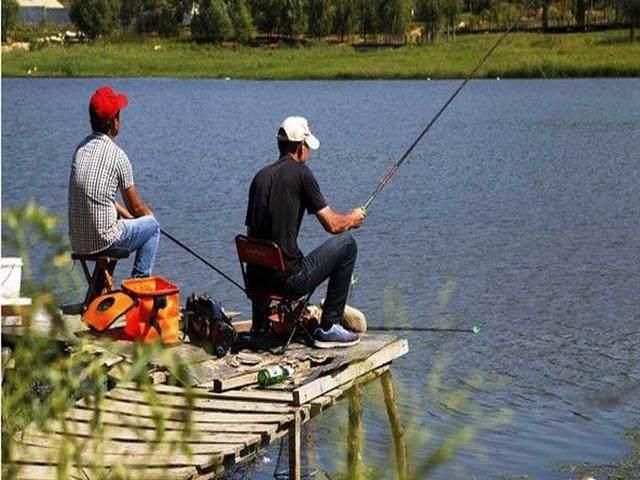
[292,338,408,405]
[6,464,198,480]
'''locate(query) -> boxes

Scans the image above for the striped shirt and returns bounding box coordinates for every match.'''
[68,133,134,254]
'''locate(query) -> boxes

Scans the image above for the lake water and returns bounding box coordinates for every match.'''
[2,78,640,479]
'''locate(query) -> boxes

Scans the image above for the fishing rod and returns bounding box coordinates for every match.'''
[362,4,532,212]
[160,229,246,293]
[368,325,481,334]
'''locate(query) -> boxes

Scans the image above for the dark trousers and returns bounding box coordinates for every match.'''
[251,233,358,332]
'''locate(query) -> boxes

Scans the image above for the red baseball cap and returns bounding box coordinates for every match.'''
[89,85,128,122]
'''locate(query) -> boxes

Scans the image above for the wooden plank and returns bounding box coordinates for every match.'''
[74,400,292,424]
[23,422,261,446]
[105,388,295,413]
[292,339,408,405]
[20,433,244,455]
[117,382,294,403]
[213,371,258,392]
[12,443,228,468]
[64,408,280,434]
[9,464,197,480]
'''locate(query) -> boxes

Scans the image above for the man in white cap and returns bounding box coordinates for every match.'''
[245,116,366,348]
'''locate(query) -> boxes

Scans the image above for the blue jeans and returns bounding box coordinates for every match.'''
[105,216,160,277]
[285,233,358,330]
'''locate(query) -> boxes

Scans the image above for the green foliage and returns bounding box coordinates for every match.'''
[2,30,640,78]
[69,0,121,39]
[248,0,281,36]
[416,0,443,41]
[1,202,196,480]
[227,0,254,43]
[246,0,306,38]
[191,0,234,42]
[158,5,181,37]
[2,0,20,42]
[307,0,335,38]
[379,0,412,36]
[2,201,80,297]
[485,0,520,29]
[119,0,143,29]
[333,0,357,41]
[360,0,382,38]
[620,0,640,40]
[280,0,308,38]
[442,0,463,36]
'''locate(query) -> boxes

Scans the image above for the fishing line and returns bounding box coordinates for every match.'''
[160,229,246,293]
[368,325,481,334]
[363,3,533,211]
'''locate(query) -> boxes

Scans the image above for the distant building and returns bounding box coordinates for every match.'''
[18,0,70,25]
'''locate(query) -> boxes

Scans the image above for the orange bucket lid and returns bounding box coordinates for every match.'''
[82,291,137,332]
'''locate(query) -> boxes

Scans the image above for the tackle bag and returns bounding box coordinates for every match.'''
[183,293,237,357]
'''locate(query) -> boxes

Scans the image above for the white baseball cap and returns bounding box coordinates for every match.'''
[278,116,320,150]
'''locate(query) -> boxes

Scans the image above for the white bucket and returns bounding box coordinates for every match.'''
[1,257,23,298]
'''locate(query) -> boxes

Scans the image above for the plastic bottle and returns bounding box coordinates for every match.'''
[257,365,294,387]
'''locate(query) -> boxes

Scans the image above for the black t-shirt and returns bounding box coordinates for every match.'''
[245,154,327,276]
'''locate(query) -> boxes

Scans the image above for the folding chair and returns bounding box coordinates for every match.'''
[235,234,315,353]
[71,248,130,310]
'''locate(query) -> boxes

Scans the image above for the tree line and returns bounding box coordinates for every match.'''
[2,0,639,43]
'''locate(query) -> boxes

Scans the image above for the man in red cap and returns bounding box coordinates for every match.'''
[68,85,160,277]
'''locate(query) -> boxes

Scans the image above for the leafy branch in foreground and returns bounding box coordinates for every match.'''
[1,202,196,480]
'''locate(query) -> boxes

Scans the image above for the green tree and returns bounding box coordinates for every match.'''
[307,0,335,38]
[191,0,234,42]
[159,5,181,36]
[69,0,121,39]
[227,0,254,42]
[119,0,143,29]
[620,0,640,40]
[442,0,462,38]
[248,0,281,36]
[1,0,20,42]
[379,0,412,38]
[416,0,443,42]
[280,0,307,38]
[575,0,587,29]
[333,0,357,42]
[487,0,519,30]
[358,0,382,40]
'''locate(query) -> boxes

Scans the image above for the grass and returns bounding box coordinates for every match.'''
[2,30,639,79]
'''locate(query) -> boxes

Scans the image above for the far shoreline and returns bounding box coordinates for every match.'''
[2,30,639,80]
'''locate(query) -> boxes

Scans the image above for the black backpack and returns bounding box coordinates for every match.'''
[183,294,237,357]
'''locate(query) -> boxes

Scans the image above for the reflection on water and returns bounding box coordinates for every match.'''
[2,78,640,479]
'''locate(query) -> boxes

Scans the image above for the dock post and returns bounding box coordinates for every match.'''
[289,409,302,480]
[381,370,408,480]
[347,383,363,480]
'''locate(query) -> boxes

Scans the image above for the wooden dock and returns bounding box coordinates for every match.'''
[2,314,409,480]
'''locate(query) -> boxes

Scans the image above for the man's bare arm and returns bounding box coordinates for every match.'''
[121,185,153,217]
[115,201,134,219]
[316,206,365,234]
